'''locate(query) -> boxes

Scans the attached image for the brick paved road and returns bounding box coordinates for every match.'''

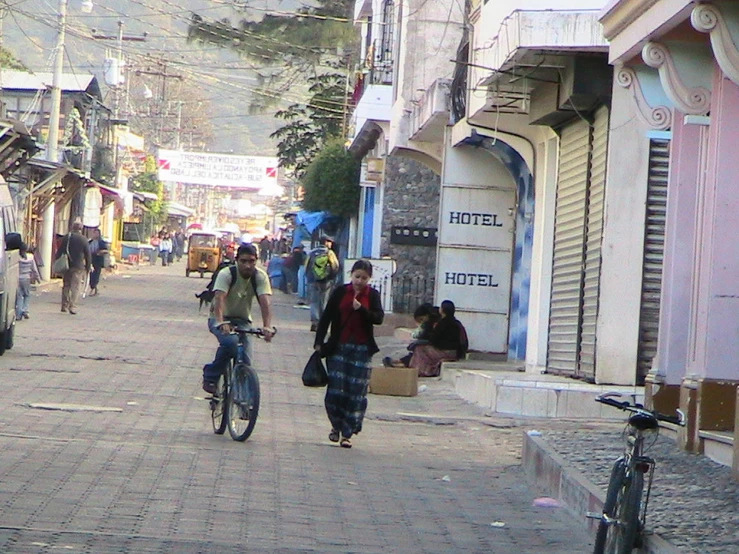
[0,264,593,553]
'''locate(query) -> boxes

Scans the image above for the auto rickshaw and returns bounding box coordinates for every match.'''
[186,232,221,278]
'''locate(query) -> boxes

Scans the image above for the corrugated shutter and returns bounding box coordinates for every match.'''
[579,106,609,380]
[547,119,591,376]
[637,139,670,382]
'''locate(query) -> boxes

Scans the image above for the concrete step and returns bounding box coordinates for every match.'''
[442,363,644,419]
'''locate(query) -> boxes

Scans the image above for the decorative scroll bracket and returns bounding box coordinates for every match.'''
[691,3,739,87]
[642,42,711,115]
[616,66,673,130]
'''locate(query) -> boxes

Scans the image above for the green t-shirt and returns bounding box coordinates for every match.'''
[209,267,272,323]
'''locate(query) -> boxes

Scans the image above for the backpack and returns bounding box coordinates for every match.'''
[311,250,335,282]
[456,320,469,359]
[196,264,257,305]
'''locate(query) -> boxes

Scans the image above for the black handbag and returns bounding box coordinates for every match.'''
[302,351,328,387]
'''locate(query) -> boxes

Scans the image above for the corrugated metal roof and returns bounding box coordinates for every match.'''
[0,69,96,92]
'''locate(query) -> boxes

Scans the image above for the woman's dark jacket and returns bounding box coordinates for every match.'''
[314,285,384,357]
[430,316,462,352]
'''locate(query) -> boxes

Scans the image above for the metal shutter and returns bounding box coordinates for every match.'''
[579,106,609,380]
[637,139,670,382]
[547,119,591,376]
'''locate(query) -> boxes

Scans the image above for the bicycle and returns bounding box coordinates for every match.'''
[589,392,685,554]
[208,324,274,441]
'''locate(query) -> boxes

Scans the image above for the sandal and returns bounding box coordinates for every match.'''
[329,429,340,443]
[340,437,352,449]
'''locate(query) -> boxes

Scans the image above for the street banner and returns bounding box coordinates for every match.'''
[157,149,278,189]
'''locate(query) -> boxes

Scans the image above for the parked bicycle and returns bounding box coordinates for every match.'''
[208,324,275,441]
[589,392,685,554]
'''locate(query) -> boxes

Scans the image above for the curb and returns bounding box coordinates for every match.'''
[521,431,692,554]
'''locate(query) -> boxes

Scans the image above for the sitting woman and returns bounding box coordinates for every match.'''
[383,303,439,368]
[410,299,463,377]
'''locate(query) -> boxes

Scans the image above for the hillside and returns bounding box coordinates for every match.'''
[0,0,307,155]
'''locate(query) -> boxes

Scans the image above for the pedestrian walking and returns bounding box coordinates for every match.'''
[159,234,173,266]
[88,228,108,296]
[149,233,160,265]
[55,221,91,315]
[306,236,339,332]
[15,242,40,320]
[314,259,384,449]
[259,236,271,264]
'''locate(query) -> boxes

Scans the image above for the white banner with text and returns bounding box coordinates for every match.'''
[157,149,278,189]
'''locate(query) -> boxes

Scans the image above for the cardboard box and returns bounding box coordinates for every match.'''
[369,366,418,397]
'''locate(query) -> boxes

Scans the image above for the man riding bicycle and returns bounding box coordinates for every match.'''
[202,243,274,394]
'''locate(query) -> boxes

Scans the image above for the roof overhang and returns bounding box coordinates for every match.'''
[348,120,383,159]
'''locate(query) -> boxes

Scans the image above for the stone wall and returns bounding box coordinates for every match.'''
[381,155,440,313]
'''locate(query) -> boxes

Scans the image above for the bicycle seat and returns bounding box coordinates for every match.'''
[628,411,659,431]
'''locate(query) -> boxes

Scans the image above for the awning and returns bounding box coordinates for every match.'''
[167,201,195,218]
[133,191,158,202]
[93,182,126,198]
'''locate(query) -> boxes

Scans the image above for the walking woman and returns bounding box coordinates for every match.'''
[16,243,40,320]
[314,259,384,448]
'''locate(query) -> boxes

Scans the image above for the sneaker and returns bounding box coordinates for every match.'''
[202,380,218,395]
[340,437,352,449]
[22,313,29,320]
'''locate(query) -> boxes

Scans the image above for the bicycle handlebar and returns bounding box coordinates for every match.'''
[595,393,685,426]
[222,323,277,337]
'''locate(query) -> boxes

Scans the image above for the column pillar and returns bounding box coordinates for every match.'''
[39,203,55,282]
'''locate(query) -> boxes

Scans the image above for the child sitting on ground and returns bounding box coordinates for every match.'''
[383,303,440,368]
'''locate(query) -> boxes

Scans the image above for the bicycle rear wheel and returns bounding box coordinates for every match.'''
[210,371,228,435]
[594,460,644,554]
[227,363,260,441]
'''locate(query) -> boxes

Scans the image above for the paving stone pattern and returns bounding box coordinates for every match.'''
[0,264,593,553]
[541,428,739,553]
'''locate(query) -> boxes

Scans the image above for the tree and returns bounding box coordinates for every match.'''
[301,140,360,217]
[187,0,356,112]
[0,47,28,71]
[270,72,347,177]
[130,155,168,233]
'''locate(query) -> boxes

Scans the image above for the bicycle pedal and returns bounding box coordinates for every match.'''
[585,512,603,520]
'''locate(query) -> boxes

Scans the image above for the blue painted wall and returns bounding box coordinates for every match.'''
[478,136,534,361]
[361,186,375,258]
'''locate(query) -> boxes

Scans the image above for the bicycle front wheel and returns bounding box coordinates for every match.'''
[210,371,228,435]
[594,460,644,554]
[227,363,260,441]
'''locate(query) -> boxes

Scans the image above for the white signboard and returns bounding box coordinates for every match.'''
[440,187,514,248]
[157,149,278,189]
[436,184,516,354]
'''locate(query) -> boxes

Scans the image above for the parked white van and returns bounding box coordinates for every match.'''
[0,179,21,354]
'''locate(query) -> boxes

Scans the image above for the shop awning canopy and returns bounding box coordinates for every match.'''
[167,201,195,218]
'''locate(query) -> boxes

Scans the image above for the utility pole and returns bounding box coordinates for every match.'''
[136,57,183,146]
[92,22,147,121]
[39,0,93,281]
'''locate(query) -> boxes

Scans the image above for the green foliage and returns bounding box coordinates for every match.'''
[0,48,28,71]
[301,141,360,217]
[187,1,355,65]
[130,155,168,225]
[270,72,346,177]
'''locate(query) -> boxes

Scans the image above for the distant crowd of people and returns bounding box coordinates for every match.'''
[150,228,186,266]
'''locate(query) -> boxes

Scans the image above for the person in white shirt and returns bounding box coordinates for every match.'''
[16,243,40,320]
[159,234,173,266]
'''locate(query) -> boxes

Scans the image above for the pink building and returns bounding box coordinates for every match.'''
[601,0,739,476]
